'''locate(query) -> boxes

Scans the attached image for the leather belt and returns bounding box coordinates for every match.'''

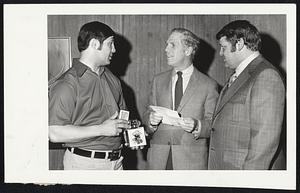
[67,147,121,161]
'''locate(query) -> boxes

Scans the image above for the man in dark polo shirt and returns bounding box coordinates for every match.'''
[49,21,131,170]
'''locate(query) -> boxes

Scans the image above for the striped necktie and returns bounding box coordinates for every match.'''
[220,72,237,98]
[228,73,238,87]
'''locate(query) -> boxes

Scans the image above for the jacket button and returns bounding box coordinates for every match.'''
[211,128,215,132]
[210,147,215,151]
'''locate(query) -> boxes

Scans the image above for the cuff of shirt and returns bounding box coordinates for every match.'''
[194,120,202,133]
[148,124,158,133]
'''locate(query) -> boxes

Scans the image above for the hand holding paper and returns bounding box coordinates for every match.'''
[149,111,163,126]
[149,105,184,127]
[181,117,197,132]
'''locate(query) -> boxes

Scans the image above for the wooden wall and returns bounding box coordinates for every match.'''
[48,15,286,170]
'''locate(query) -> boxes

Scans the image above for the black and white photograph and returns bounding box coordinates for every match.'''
[4,3,297,190]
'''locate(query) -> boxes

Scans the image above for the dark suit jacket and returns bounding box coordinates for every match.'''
[144,67,219,169]
[206,55,285,170]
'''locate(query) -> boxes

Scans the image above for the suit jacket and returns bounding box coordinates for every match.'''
[144,67,219,169]
[207,55,285,170]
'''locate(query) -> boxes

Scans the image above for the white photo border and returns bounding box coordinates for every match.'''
[3,4,296,190]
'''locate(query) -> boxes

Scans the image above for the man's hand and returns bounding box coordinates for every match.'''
[100,111,130,136]
[180,117,201,139]
[129,145,145,150]
[180,117,198,133]
[191,127,201,139]
[149,111,163,127]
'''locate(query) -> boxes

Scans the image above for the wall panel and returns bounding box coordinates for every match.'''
[48,15,286,170]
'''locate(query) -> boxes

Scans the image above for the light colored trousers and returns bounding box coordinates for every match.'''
[63,148,123,170]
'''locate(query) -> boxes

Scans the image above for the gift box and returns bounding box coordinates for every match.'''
[125,127,147,147]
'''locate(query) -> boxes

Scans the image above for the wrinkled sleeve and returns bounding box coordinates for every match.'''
[49,81,76,126]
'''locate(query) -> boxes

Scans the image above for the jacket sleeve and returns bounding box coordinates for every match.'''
[143,76,157,134]
[243,69,285,169]
[198,80,219,138]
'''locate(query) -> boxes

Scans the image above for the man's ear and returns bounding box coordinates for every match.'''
[236,38,245,51]
[89,38,101,50]
[185,47,193,56]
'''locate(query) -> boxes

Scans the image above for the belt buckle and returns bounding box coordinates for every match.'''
[110,149,121,161]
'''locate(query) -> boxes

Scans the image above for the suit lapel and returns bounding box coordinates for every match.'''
[214,55,264,116]
[163,70,173,109]
[177,70,198,112]
[213,82,228,117]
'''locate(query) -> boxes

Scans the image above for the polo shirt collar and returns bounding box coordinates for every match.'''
[73,59,88,77]
[72,58,105,77]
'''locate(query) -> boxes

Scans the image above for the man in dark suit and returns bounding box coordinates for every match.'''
[144,28,219,170]
[206,20,285,170]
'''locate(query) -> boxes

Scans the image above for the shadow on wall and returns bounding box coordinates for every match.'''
[193,38,223,92]
[108,34,144,170]
[260,33,286,169]
[108,34,139,120]
[193,39,216,75]
[260,33,286,84]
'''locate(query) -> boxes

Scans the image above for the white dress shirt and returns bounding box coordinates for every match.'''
[171,64,201,136]
[171,64,194,110]
[234,52,260,78]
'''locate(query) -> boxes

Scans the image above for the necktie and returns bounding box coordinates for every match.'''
[174,71,183,110]
[220,72,237,98]
[228,73,238,87]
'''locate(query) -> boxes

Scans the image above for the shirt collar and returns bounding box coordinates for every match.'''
[235,52,260,76]
[73,58,105,77]
[173,64,194,77]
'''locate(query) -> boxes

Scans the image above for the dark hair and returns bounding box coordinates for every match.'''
[171,28,200,60]
[77,21,115,52]
[216,20,261,52]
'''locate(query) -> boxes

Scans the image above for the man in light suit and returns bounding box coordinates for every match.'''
[144,28,219,170]
[206,20,285,170]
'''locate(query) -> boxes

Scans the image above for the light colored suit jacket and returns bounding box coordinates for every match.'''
[144,67,219,169]
[207,55,285,170]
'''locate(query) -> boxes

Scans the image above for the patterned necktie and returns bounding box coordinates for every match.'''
[228,73,238,87]
[220,72,237,98]
[174,71,183,110]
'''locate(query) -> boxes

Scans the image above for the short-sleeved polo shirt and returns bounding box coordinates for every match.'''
[49,59,127,150]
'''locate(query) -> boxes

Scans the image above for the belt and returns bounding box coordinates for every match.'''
[67,147,121,161]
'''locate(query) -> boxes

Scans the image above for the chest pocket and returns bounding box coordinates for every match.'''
[228,93,248,123]
[229,93,247,104]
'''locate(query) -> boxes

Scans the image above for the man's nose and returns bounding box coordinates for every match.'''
[219,49,223,56]
[165,45,169,53]
[112,44,116,53]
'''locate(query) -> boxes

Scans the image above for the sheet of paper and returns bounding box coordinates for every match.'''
[149,105,184,126]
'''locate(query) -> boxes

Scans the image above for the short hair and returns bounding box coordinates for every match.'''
[216,20,261,52]
[77,21,115,52]
[171,28,200,60]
